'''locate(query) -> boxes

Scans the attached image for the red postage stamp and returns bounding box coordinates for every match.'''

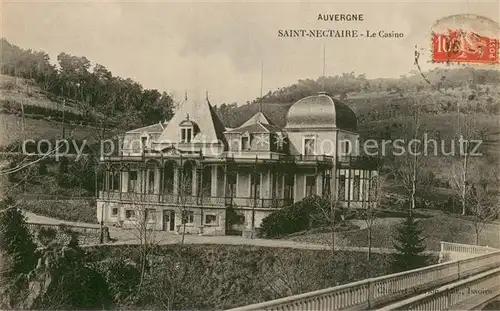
[431,14,499,64]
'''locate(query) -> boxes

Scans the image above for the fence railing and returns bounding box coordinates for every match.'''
[377,267,500,310]
[99,191,292,209]
[225,243,500,311]
[440,241,497,255]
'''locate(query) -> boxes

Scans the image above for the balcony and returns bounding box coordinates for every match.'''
[278,154,334,164]
[98,191,292,209]
[337,155,381,169]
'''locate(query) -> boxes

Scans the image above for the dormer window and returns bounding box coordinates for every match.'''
[179,114,197,143]
[140,134,149,152]
[240,132,252,151]
[181,128,192,143]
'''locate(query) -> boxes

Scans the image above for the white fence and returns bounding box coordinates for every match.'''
[225,242,500,311]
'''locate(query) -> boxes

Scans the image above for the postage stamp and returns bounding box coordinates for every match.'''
[431,14,499,64]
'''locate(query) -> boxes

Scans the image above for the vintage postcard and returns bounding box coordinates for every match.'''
[1,0,499,310]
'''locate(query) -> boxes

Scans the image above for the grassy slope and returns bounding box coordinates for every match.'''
[0,74,82,114]
[87,244,396,309]
[287,210,500,251]
[0,74,115,147]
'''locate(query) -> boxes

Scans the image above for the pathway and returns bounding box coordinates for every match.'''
[23,210,437,255]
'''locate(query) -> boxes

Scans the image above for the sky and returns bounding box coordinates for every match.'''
[2,0,499,105]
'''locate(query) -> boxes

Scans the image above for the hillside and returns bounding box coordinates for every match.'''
[214,76,500,147]
[0,38,175,132]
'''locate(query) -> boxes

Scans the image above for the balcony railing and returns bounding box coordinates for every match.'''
[279,154,334,163]
[337,155,382,169]
[98,191,292,209]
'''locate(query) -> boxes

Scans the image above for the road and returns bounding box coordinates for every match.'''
[23,210,438,255]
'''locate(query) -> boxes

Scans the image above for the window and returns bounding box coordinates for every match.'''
[250,174,261,198]
[125,210,136,219]
[148,170,155,194]
[181,128,193,143]
[182,210,194,224]
[204,214,217,225]
[284,174,294,201]
[353,175,360,201]
[141,136,148,151]
[338,175,346,200]
[323,173,331,197]
[128,171,138,193]
[341,141,351,155]
[111,171,119,191]
[304,138,315,156]
[227,174,236,197]
[241,136,250,150]
[111,207,118,216]
[181,128,186,142]
[145,208,156,222]
[305,175,317,197]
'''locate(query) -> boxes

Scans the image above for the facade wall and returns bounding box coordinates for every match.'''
[337,130,360,157]
[97,200,226,235]
[286,129,337,156]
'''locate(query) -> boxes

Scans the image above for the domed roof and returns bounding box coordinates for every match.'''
[284,92,357,131]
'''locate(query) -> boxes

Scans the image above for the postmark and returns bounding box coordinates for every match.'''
[431,14,499,64]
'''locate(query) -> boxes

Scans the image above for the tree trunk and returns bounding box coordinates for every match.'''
[411,154,417,215]
[181,222,186,245]
[461,153,468,216]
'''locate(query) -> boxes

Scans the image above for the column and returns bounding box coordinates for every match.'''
[173,168,179,195]
[211,165,218,197]
[154,167,160,193]
[192,166,199,197]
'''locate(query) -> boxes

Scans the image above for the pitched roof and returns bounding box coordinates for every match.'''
[240,111,273,127]
[225,111,282,134]
[225,122,282,134]
[126,122,167,134]
[156,98,226,144]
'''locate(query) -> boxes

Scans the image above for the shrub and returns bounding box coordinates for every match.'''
[259,196,342,238]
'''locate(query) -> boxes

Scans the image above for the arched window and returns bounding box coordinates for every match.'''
[181,162,193,195]
[163,162,175,194]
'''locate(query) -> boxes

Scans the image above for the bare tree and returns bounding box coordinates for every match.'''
[121,191,162,296]
[363,173,388,262]
[176,171,196,245]
[466,162,499,245]
[311,197,341,256]
[390,102,435,214]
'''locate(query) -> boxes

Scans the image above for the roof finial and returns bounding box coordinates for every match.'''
[206,89,209,101]
[259,60,264,113]
[185,91,188,101]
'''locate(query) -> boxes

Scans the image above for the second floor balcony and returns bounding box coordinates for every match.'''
[98,190,293,210]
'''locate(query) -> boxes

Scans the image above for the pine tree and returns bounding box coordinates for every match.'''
[391,214,430,272]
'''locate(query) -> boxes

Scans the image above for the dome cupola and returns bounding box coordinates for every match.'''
[284,92,357,131]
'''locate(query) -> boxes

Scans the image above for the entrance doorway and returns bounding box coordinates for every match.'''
[162,210,175,231]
